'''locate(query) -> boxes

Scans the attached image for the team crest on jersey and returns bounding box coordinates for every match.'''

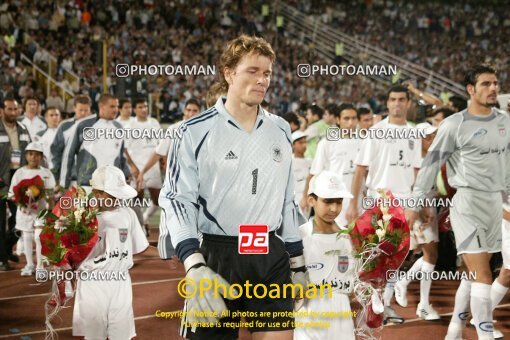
[119,228,128,243]
[408,139,414,150]
[271,144,282,162]
[338,256,349,273]
[499,127,507,136]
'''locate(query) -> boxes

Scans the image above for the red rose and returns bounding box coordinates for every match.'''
[379,240,396,255]
[60,232,80,248]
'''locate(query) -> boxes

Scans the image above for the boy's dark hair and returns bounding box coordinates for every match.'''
[387,85,410,101]
[185,98,201,108]
[119,98,131,108]
[337,103,357,118]
[281,112,300,127]
[432,107,455,120]
[132,98,147,108]
[325,103,339,116]
[464,64,497,88]
[448,95,467,111]
[308,104,324,119]
[357,107,371,120]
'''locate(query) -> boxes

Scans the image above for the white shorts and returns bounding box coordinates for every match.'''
[294,293,355,340]
[450,189,502,254]
[503,218,510,270]
[410,218,439,250]
[140,166,162,189]
[73,274,135,339]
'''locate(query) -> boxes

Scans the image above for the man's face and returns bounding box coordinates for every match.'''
[134,102,148,120]
[100,99,119,120]
[225,53,272,107]
[45,109,61,128]
[3,100,19,123]
[387,92,410,119]
[74,103,91,120]
[292,137,307,155]
[120,102,133,118]
[323,110,336,125]
[358,113,374,129]
[337,109,358,130]
[183,103,200,120]
[25,99,39,115]
[468,73,498,108]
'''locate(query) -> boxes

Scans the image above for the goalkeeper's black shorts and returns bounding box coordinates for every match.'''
[185,232,295,339]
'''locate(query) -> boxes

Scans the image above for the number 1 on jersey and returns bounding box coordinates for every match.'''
[251,169,258,194]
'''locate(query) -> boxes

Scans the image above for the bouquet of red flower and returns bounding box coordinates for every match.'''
[38,187,99,338]
[341,190,410,339]
[11,175,47,210]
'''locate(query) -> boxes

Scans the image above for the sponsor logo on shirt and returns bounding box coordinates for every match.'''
[225,150,238,160]
[306,262,325,271]
[272,144,282,162]
[473,128,487,137]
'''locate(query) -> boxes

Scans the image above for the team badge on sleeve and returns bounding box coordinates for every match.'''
[338,255,349,273]
[271,144,282,162]
[119,228,128,243]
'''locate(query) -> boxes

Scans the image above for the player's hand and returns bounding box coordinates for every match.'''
[289,254,309,311]
[346,201,359,224]
[136,172,145,191]
[405,208,419,230]
[183,253,237,324]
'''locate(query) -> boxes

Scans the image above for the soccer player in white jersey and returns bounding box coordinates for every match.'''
[73,165,149,339]
[34,107,61,170]
[136,98,201,192]
[294,171,356,340]
[346,85,422,324]
[18,96,46,141]
[303,103,361,226]
[159,35,306,339]
[116,98,135,127]
[125,98,162,233]
[291,131,311,216]
[394,122,441,320]
[407,64,510,340]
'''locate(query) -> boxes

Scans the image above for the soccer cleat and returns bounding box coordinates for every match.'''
[416,303,441,320]
[469,319,503,339]
[394,282,408,307]
[384,306,405,324]
[20,265,35,276]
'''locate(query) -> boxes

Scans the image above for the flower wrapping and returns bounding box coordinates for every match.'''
[341,190,410,339]
[12,175,46,210]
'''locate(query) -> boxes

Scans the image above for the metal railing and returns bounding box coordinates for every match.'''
[276,2,466,97]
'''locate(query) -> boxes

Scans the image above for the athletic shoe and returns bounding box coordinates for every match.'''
[416,303,441,320]
[469,319,503,339]
[20,265,35,276]
[383,306,405,324]
[394,281,408,307]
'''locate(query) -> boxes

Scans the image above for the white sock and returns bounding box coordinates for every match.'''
[143,202,158,224]
[34,228,42,268]
[420,261,435,306]
[447,279,472,336]
[384,280,396,306]
[400,257,424,287]
[471,282,494,340]
[22,231,34,268]
[491,278,508,310]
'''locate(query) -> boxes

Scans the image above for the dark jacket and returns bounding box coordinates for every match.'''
[0,120,31,192]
